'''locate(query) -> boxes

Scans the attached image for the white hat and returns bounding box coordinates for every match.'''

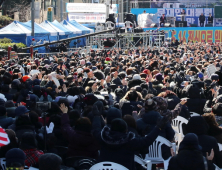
[77,68,83,73]
[133,74,141,80]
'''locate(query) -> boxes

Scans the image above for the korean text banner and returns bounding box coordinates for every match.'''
[66,3,118,13]
[131,8,221,26]
[157,8,213,26]
[143,27,222,43]
[68,13,106,23]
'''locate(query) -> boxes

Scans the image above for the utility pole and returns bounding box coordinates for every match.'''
[60,0,63,22]
[31,0,35,36]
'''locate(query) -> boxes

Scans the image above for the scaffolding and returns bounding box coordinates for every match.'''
[88,31,165,50]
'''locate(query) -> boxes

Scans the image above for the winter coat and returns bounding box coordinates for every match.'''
[6,107,16,118]
[121,101,143,117]
[182,97,206,115]
[207,125,222,144]
[168,149,215,170]
[92,116,160,170]
[128,79,145,89]
[61,114,100,159]
[136,110,175,160]
[185,116,222,168]
[198,134,222,168]
[0,116,14,129]
[15,125,36,142]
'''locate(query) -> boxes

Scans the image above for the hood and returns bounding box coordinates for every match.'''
[101,126,135,145]
[142,110,161,124]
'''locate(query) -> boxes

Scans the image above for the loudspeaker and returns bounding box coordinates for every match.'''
[190,24,197,27]
[150,23,157,27]
[164,23,171,27]
[175,21,187,27]
[205,24,213,27]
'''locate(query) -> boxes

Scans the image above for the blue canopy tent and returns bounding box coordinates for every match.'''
[21,21,54,53]
[51,20,73,40]
[60,20,85,47]
[21,21,50,46]
[40,20,66,41]
[0,21,31,44]
[69,20,94,34]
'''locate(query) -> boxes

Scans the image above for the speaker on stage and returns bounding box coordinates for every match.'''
[175,21,187,27]
[205,24,213,27]
[150,23,157,27]
[164,23,171,27]
[190,24,197,27]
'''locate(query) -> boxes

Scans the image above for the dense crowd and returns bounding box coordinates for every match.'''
[1,41,222,170]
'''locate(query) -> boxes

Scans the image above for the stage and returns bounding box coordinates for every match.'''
[88,26,222,50]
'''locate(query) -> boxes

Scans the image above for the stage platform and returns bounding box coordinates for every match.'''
[87,26,222,49]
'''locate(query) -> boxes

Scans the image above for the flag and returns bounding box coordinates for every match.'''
[0,127,10,147]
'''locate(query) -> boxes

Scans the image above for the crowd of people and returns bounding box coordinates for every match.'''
[1,41,222,170]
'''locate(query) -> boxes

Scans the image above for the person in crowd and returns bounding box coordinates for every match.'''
[199,13,206,27]
[185,116,222,168]
[20,132,44,167]
[168,133,215,170]
[208,13,213,25]
[160,14,166,27]
[5,148,26,170]
[60,103,100,159]
[0,105,13,129]
[202,113,222,144]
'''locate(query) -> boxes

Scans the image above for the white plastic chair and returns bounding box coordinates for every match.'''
[144,136,176,170]
[125,21,134,33]
[89,162,129,170]
[218,143,222,151]
[134,155,152,170]
[214,163,221,170]
[171,116,188,146]
[0,158,6,170]
[190,112,200,117]
[105,21,115,30]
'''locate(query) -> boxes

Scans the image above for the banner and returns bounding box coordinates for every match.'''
[66,3,118,13]
[68,13,106,23]
[157,8,213,26]
[143,27,222,43]
[34,2,40,19]
[131,8,222,27]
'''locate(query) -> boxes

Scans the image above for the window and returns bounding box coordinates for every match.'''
[44,0,51,11]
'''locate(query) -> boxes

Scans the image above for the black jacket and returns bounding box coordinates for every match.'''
[168,149,215,170]
[182,97,206,115]
[208,16,213,23]
[0,116,14,129]
[160,16,166,23]
[92,116,160,170]
[128,79,145,89]
[199,15,205,23]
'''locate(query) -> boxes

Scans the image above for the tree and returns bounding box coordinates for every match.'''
[2,0,31,22]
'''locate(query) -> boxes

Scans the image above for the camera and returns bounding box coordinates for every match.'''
[36,102,51,112]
